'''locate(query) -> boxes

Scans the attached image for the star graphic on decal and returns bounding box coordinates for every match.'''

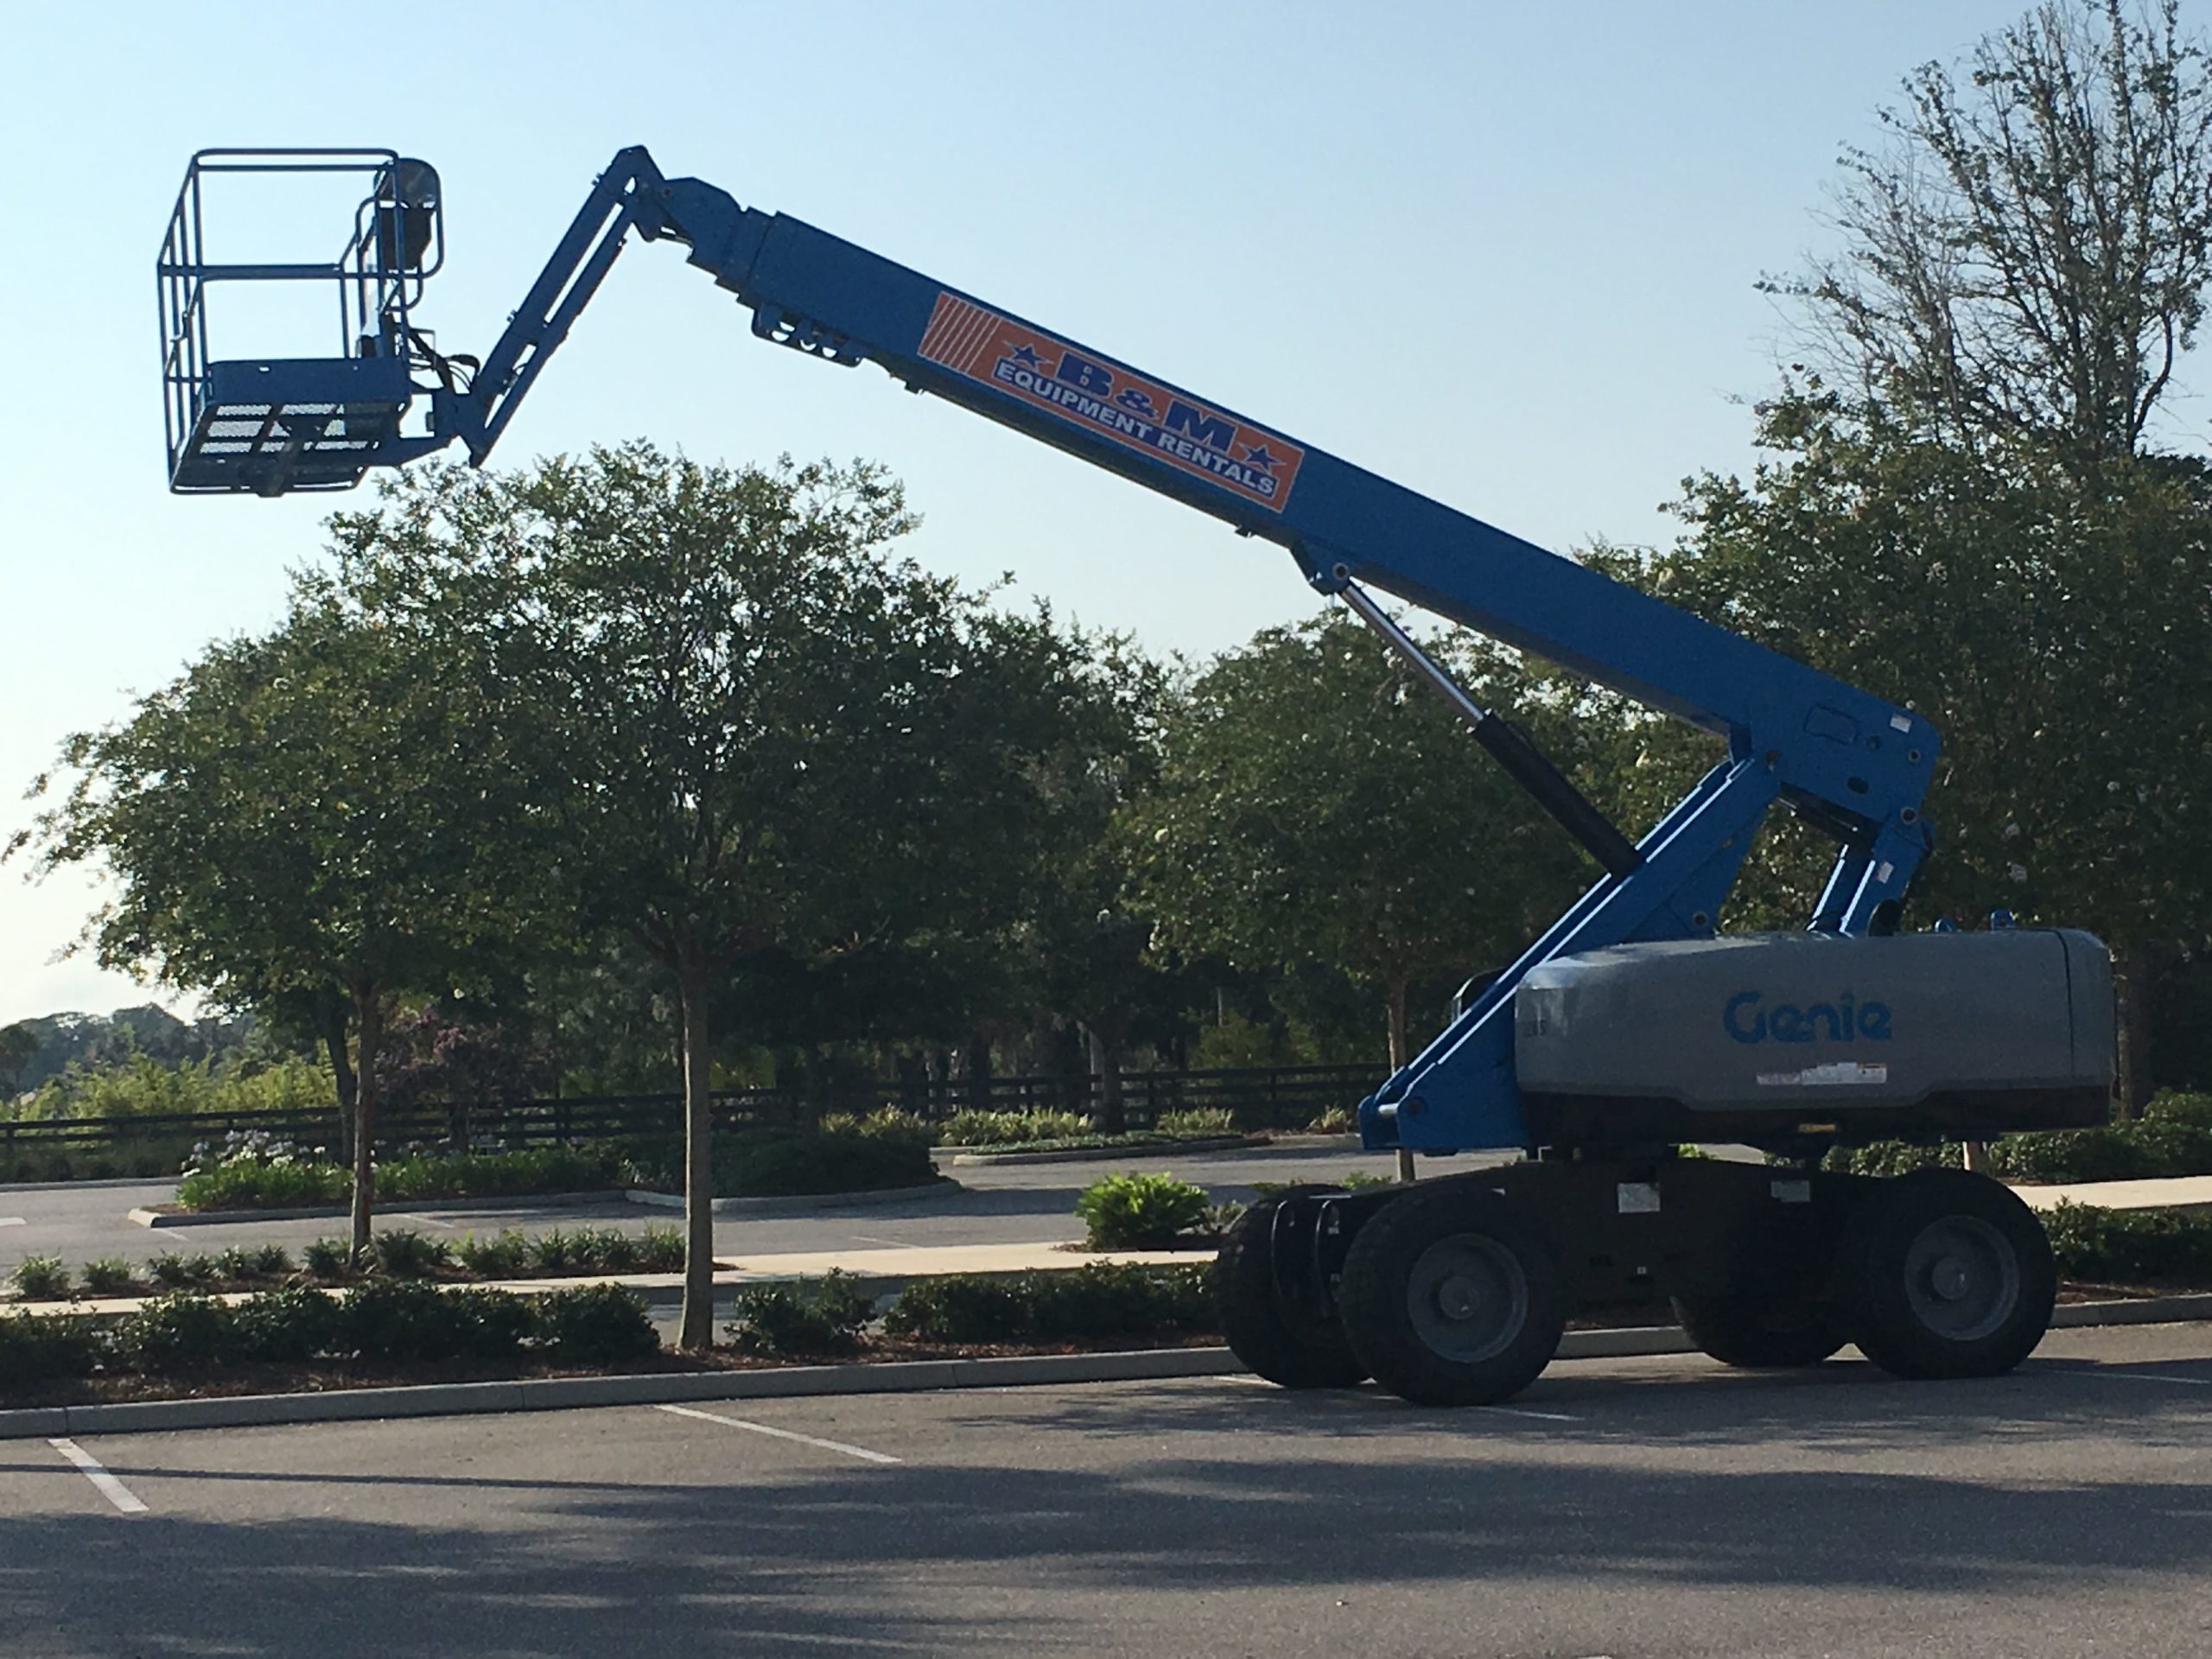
[1243,443,1282,473]
[1009,343,1046,367]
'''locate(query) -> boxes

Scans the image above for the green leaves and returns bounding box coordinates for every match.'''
[1126,613,1594,1061]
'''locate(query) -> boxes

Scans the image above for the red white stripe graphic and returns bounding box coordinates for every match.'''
[918,294,1004,375]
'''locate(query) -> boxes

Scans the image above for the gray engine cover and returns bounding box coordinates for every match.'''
[1514,928,2113,1139]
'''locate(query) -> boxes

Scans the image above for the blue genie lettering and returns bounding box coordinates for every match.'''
[1725,991,1891,1045]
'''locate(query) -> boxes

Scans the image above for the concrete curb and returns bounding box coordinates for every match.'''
[941,1136,1262,1168]
[130,1191,633,1229]
[623,1178,963,1216]
[6,1293,2207,1443]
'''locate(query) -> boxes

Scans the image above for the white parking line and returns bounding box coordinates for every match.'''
[2104,1371,2212,1389]
[48,1439,149,1515]
[0,1217,24,1227]
[1481,1405,1580,1422]
[654,1403,902,1464]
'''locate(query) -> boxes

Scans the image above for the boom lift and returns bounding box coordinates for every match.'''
[158,148,2115,1405]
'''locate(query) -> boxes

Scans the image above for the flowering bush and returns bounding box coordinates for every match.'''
[175,1132,346,1210]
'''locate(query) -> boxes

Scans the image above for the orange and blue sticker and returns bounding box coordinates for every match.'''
[918,292,1305,512]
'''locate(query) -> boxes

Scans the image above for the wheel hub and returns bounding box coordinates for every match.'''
[1407,1235,1529,1363]
[1904,1216,2019,1342]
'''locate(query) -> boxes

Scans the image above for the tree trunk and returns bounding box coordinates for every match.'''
[2113,943,2164,1118]
[963,1033,993,1114]
[1386,974,1415,1184]
[319,994,359,1167]
[347,982,384,1266]
[677,959,717,1351]
[1084,1021,1126,1135]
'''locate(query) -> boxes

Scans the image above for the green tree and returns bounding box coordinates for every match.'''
[0,1022,35,1101]
[1646,397,2212,1104]
[1128,613,1595,1090]
[1020,630,1177,1134]
[10,588,540,1255]
[334,445,1093,1347]
[1789,0,2212,468]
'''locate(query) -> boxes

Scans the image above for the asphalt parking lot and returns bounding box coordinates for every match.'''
[4,1321,2207,1659]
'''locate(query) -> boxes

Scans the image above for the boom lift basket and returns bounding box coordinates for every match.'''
[157,150,443,495]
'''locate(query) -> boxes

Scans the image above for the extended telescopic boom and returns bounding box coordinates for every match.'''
[158,145,1940,1154]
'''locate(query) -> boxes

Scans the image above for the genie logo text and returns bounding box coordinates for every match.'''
[1725,991,1892,1045]
[918,292,1305,512]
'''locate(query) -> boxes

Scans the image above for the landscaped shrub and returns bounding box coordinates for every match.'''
[81,1257,136,1296]
[634,1224,685,1272]
[570,1227,639,1274]
[1021,1262,1213,1340]
[148,1252,204,1289]
[302,1237,347,1279]
[370,1229,454,1280]
[339,1280,531,1363]
[175,1134,349,1211]
[0,1136,199,1185]
[885,1263,1213,1344]
[10,1255,70,1300]
[0,1311,101,1385]
[2042,1201,2212,1285]
[626,1127,934,1198]
[459,1228,531,1279]
[1155,1107,1236,1137]
[378,1143,626,1203]
[232,1284,341,1363]
[2146,1092,2212,1131]
[175,1138,627,1212]
[529,1229,582,1274]
[532,1284,659,1363]
[938,1108,1090,1147]
[818,1107,934,1143]
[1304,1104,1357,1135]
[1074,1172,1212,1249]
[1830,1101,2212,1185]
[727,1271,876,1357]
[114,1293,240,1373]
[880,1274,1029,1343]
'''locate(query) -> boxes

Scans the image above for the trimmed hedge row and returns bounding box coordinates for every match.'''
[621,1128,935,1198]
[723,1261,1217,1358]
[884,1262,1214,1344]
[0,1281,658,1390]
[176,1143,628,1212]
[2044,1201,2212,1285]
[1827,1092,2212,1184]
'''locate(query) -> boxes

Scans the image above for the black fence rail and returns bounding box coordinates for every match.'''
[0,1063,1378,1160]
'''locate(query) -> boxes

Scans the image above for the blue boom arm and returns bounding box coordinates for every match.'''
[168,146,1942,1154]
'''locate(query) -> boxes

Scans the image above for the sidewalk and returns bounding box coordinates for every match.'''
[2012,1175,2212,1215]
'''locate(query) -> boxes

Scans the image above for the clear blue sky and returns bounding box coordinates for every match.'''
[0,0,2142,1027]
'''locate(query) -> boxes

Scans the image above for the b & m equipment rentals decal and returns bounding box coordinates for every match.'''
[918,293,1305,511]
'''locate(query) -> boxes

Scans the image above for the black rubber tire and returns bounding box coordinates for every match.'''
[1671,1290,1850,1369]
[1840,1168,2056,1381]
[1338,1182,1565,1408]
[1214,1193,1369,1389]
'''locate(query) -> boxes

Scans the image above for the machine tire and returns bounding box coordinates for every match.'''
[1671,1289,1849,1370]
[1215,1192,1369,1389]
[1338,1182,1565,1408]
[1840,1168,2056,1381]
